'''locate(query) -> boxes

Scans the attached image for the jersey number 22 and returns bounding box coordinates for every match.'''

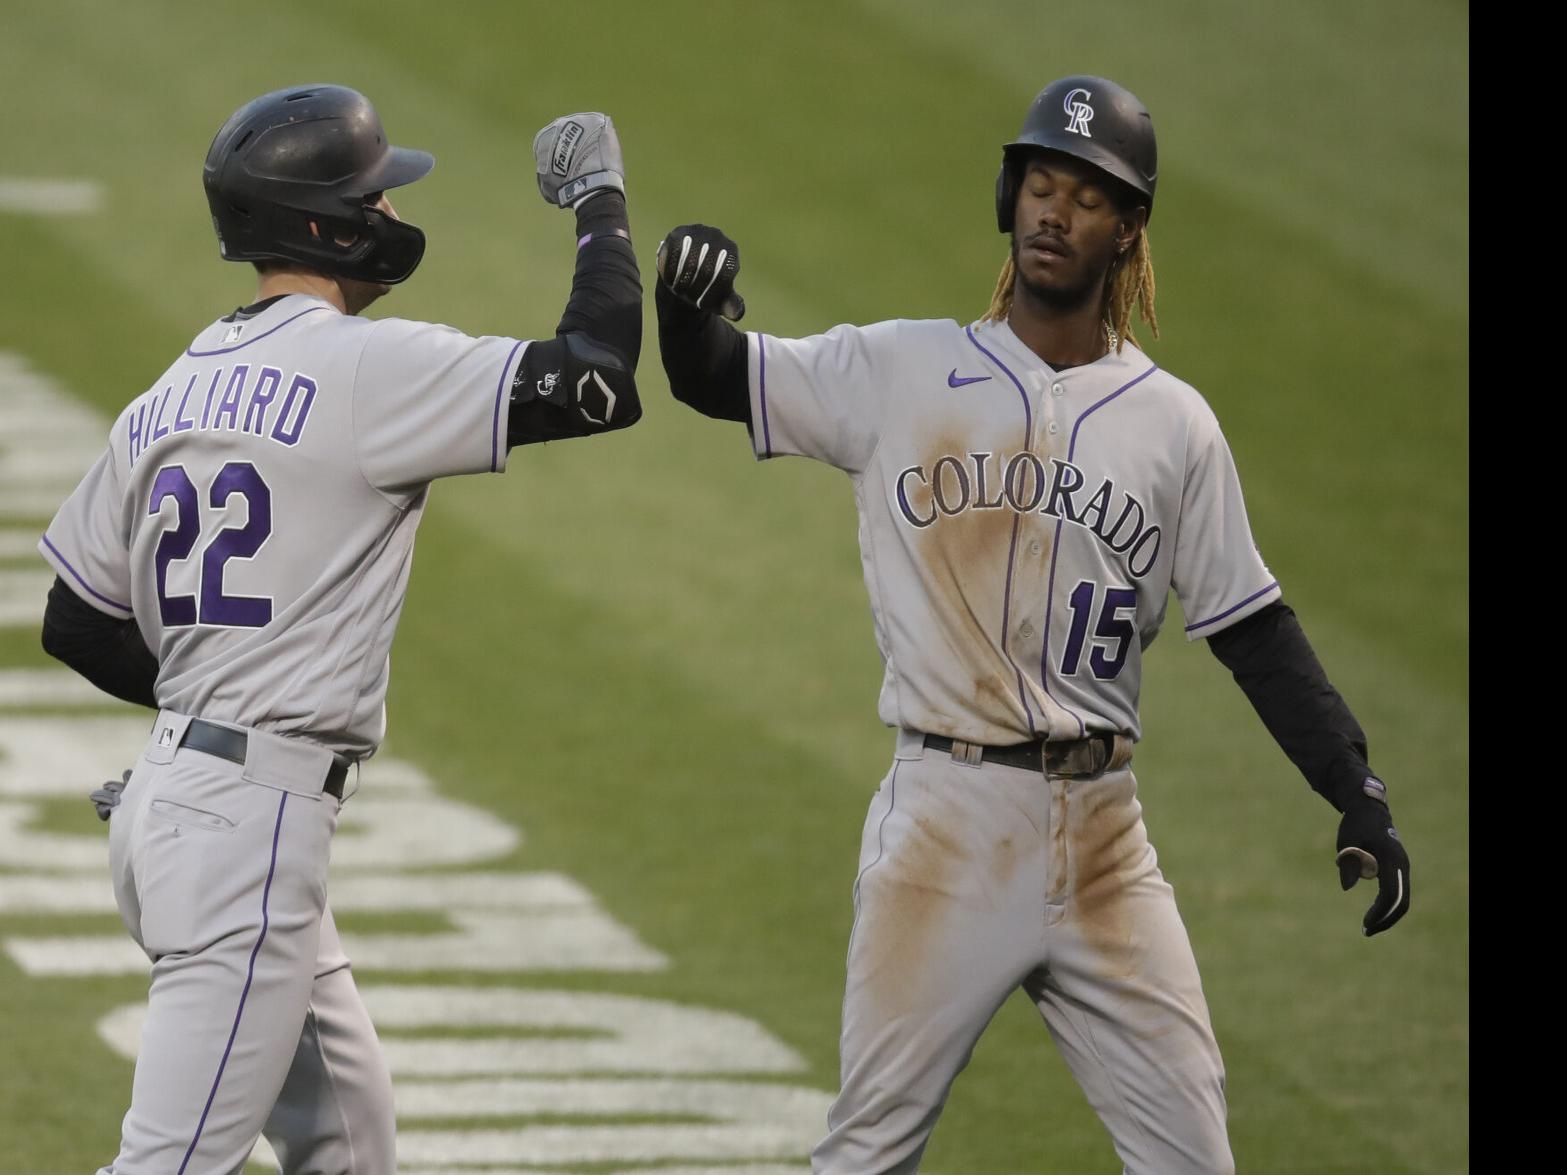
[148,462,272,628]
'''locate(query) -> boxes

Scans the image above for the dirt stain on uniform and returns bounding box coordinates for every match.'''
[1069,776,1142,978]
[861,807,972,1017]
[908,425,1045,735]
[994,833,1020,890]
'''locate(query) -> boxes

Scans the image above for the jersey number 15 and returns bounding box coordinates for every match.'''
[148,462,273,628]
[1060,580,1137,680]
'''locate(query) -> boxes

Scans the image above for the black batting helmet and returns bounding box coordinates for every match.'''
[995,76,1157,233]
[203,84,434,284]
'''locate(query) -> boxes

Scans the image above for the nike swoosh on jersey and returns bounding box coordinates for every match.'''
[947,370,992,387]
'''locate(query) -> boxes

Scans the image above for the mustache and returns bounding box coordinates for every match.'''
[1021,230,1072,257]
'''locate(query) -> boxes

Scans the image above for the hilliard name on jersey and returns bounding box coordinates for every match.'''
[126,364,320,467]
[894,449,1163,578]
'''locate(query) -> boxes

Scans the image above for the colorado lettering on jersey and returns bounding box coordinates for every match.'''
[895,450,1164,578]
[127,365,319,467]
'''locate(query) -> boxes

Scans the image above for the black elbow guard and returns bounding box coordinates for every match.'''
[508,332,642,447]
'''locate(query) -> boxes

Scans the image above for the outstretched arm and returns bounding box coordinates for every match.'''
[1208,600,1410,936]
[508,114,643,448]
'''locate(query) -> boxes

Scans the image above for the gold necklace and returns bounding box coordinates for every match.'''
[1104,321,1119,354]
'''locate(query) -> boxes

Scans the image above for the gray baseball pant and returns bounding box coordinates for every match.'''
[97,711,394,1175]
[812,730,1233,1174]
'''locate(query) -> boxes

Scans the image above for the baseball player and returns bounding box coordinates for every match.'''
[654,76,1411,1173]
[37,84,641,1173]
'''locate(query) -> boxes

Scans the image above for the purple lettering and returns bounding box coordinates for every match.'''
[213,365,249,432]
[969,452,1005,510]
[1128,526,1162,578]
[1043,458,1085,522]
[931,456,971,516]
[172,373,198,433]
[896,466,936,529]
[127,400,147,465]
[1102,494,1146,554]
[199,367,225,430]
[149,386,173,444]
[270,374,317,446]
[1079,479,1114,535]
[244,367,283,435]
[1003,452,1046,513]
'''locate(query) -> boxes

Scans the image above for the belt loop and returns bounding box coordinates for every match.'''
[1107,734,1134,772]
[950,739,984,768]
[1089,736,1109,776]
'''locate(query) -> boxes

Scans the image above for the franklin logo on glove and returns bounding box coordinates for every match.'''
[553,120,583,175]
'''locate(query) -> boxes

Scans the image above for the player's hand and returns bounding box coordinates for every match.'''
[1334,776,1410,936]
[88,768,131,822]
[533,113,625,209]
[656,224,745,321]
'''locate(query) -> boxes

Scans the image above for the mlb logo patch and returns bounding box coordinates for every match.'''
[223,323,245,344]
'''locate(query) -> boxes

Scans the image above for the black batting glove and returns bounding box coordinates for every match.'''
[656,224,745,321]
[1334,775,1410,937]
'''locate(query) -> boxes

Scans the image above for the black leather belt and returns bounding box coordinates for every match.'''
[180,718,348,799]
[923,732,1115,777]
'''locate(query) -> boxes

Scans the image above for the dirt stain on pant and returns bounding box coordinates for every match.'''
[860,802,977,1017]
[1068,776,1143,978]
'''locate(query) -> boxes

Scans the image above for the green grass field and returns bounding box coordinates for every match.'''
[0,1,1466,1171]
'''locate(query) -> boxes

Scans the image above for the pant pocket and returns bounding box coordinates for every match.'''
[146,798,238,834]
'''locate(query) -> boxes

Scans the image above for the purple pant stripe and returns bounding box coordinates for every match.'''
[177,791,289,1175]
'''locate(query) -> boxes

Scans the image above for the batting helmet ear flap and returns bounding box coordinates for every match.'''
[354,209,426,285]
[995,160,1016,234]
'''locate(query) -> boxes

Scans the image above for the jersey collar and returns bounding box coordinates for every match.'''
[974,316,1143,379]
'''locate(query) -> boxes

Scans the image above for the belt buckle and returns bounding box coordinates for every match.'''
[1048,736,1107,779]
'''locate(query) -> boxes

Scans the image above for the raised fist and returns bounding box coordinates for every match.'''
[657,224,745,321]
[534,113,625,209]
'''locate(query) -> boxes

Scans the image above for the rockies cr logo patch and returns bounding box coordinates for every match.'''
[1063,88,1094,137]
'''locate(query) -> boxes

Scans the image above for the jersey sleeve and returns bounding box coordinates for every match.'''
[747,320,899,475]
[352,317,528,493]
[1171,408,1281,640]
[38,446,134,619]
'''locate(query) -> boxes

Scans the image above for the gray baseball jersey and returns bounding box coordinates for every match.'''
[745,313,1273,1172]
[45,293,529,1173]
[746,314,1278,746]
[40,293,525,757]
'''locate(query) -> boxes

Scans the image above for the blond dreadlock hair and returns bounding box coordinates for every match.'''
[983,230,1159,352]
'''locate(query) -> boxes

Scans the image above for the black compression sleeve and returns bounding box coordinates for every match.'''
[40,577,158,709]
[656,280,750,424]
[556,190,642,369]
[1206,600,1371,812]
